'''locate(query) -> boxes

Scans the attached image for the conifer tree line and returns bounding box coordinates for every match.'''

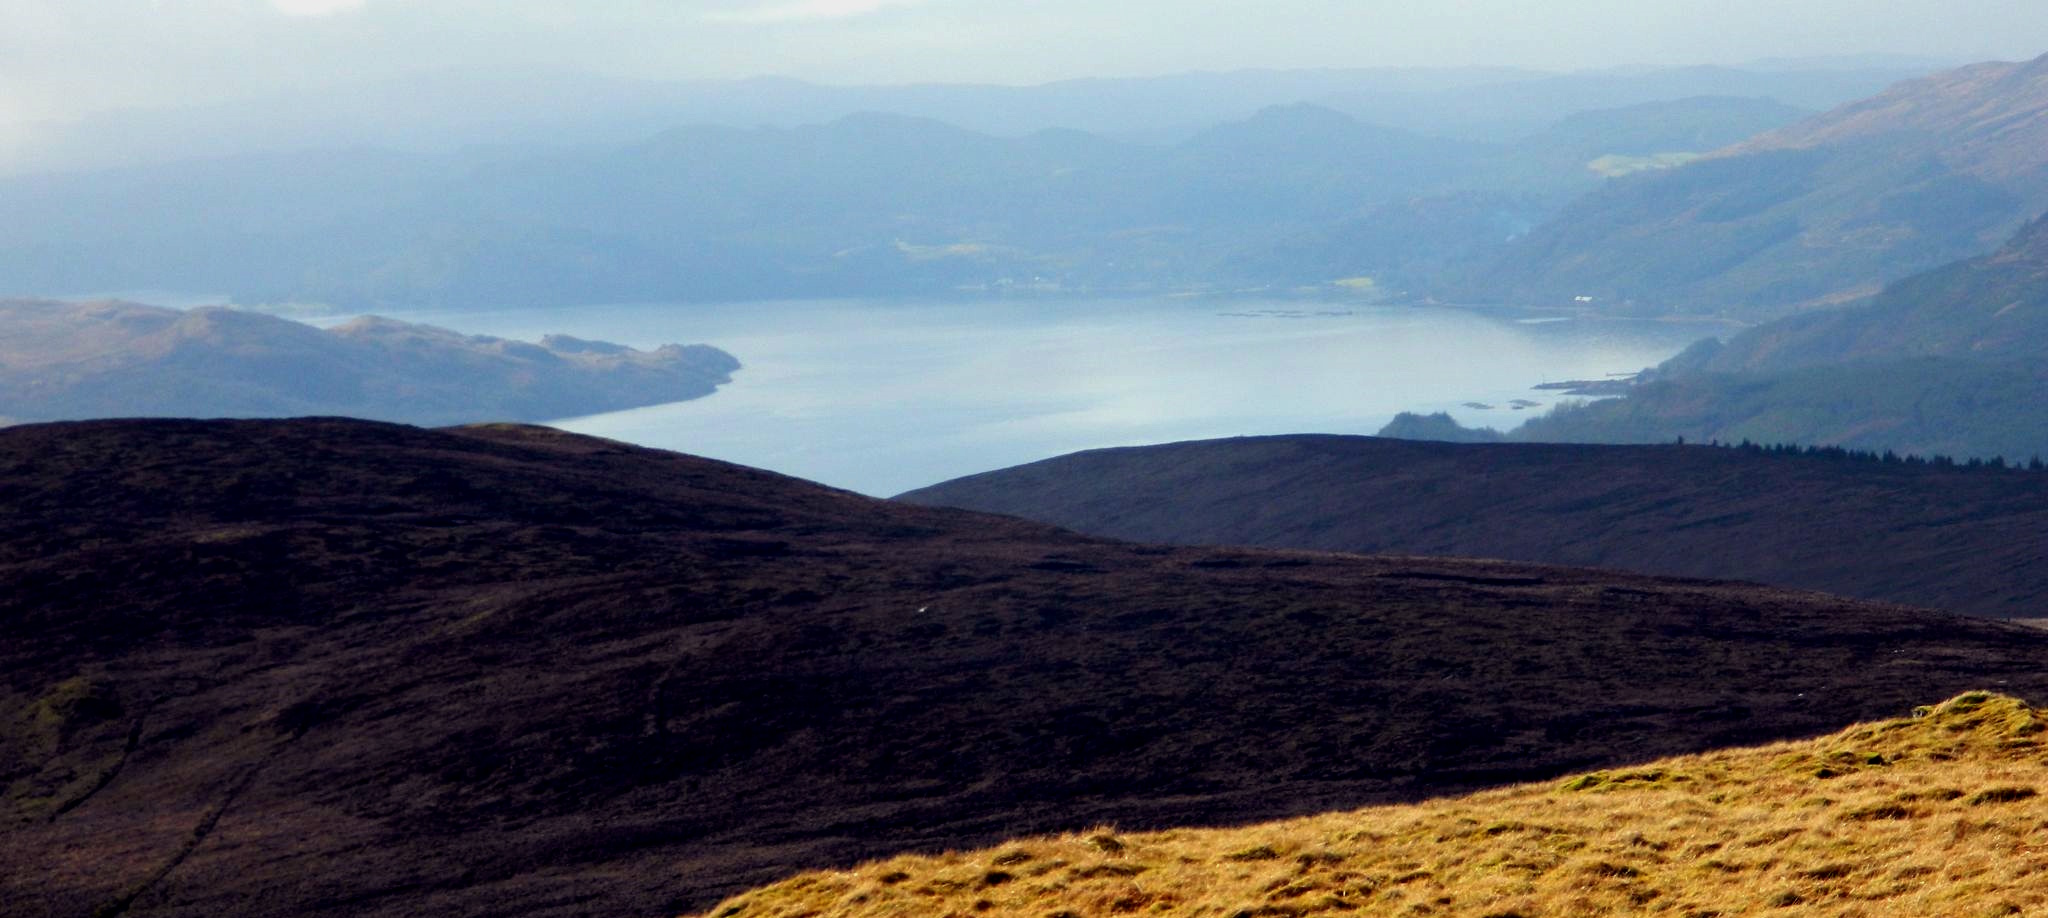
[1677,436,2048,473]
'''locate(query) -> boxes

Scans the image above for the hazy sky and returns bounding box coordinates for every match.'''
[2,0,2045,124]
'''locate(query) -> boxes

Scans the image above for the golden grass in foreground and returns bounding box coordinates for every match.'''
[694,693,2048,918]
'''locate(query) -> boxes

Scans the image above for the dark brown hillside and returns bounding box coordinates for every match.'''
[7,420,2048,918]
[900,434,2048,618]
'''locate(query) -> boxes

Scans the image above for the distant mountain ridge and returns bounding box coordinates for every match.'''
[0,106,1494,307]
[3,62,1931,177]
[0,299,738,425]
[0,75,1834,309]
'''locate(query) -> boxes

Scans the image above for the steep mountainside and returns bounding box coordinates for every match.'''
[1730,57,2048,180]
[699,693,2048,918]
[1228,97,1813,290]
[1510,215,2048,459]
[1670,213,2048,373]
[0,299,737,425]
[1474,53,2048,318]
[9,420,2048,918]
[899,434,2048,618]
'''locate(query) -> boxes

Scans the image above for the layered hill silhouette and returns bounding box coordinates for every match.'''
[9,62,1917,177]
[899,435,2048,619]
[1476,52,2048,318]
[0,299,738,426]
[8,420,2048,918]
[700,692,2048,918]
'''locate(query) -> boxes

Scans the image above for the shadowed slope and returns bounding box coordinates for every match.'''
[6,420,2048,917]
[899,435,2048,618]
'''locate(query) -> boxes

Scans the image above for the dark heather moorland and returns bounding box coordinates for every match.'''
[6,419,2048,918]
[899,435,2048,619]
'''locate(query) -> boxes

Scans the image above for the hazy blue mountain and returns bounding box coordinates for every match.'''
[1458,215,2048,461]
[0,149,463,301]
[1170,104,1488,209]
[1666,215,2048,374]
[1324,63,1935,141]
[1219,191,1552,294]
[0,60,1946,310]
[1218,97,1812,291]
[1471,53,2048,319]
[3,62,1930,177]
[2,68,1528,176]
[1478,96,1812,193]
[0,107,1493,307]
[1375,411,1507,443]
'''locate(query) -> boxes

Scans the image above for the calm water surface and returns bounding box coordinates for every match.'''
[377,297,1709,496]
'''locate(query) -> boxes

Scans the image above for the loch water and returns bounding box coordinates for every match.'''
[374,296,1711,495]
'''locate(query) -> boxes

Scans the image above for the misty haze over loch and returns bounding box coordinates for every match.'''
[355,297,1704,494]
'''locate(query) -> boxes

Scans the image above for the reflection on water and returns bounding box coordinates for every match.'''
[376,297,1709,496]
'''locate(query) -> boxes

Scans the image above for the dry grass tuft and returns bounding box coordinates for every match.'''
[691,693,2048,917]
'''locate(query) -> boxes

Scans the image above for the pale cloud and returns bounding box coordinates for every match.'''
[704,0,933,26]
[270,0,368,15]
